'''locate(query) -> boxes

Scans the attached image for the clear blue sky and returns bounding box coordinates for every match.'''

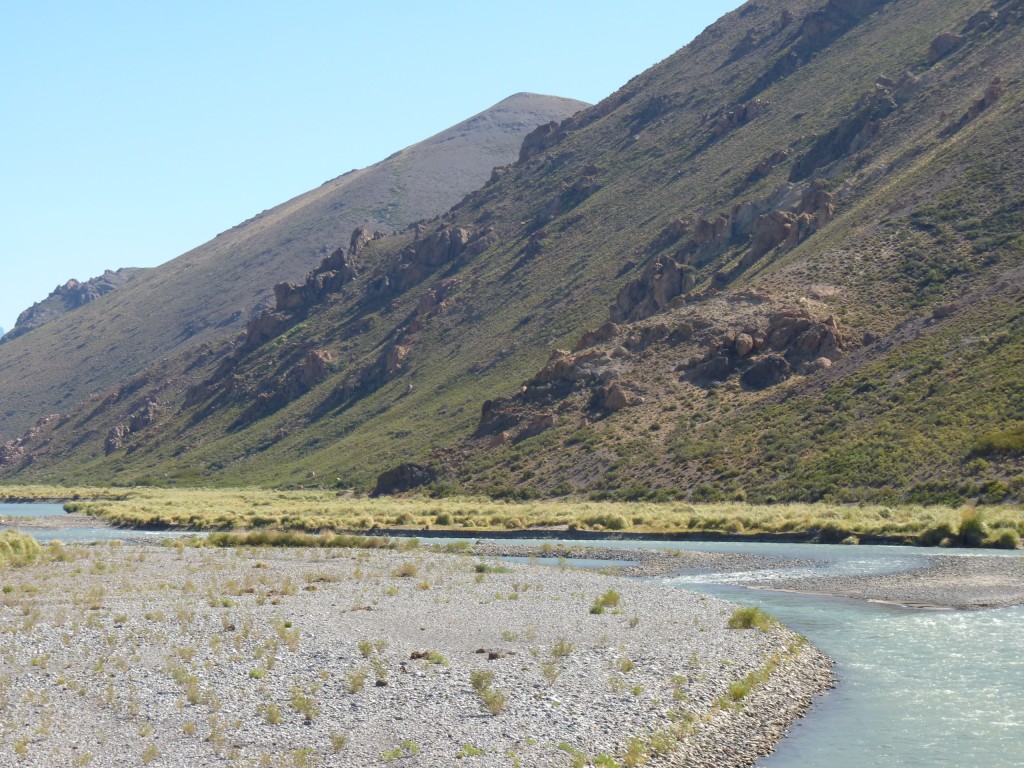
[0,1,742,333]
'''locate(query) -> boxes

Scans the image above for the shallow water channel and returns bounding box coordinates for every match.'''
[4,507,1022,766]
[487,538,1024,768]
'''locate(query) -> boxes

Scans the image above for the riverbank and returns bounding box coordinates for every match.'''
[0,543,832,767]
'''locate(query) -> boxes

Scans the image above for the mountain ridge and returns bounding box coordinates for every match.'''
[2,0,1021,504]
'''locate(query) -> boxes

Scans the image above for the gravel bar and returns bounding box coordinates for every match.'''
[0,544,833,767]
[755,553,1024,610]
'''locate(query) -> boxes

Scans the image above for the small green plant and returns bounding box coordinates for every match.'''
[540,661,560,686]
[470,669,495,692]
[480,686,507,714]
[552,636,574,657]
[264,702,282,724]
[424,650,448,665]
[458,743,486,757]
[140,743,159,765]
[393,562,418,578]
[381,741,419,760]
[330,732,349,752]
[289,686,319,722]
[346,667,368,694]
[557,742,587,768]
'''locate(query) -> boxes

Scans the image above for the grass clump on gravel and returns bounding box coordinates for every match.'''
[0,530,42,567]
[727,606,779,632]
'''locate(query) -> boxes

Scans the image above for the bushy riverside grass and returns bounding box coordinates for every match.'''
[4,485,1022,548]
[0,530,43,567]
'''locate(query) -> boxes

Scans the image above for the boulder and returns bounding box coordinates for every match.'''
[928,32,963,63]
[611,256,695,322]
[128,400,161,432]
[104,424,130,455]
[592,382,633,412]
[300,349,333,388]
[747,210,800,261]
[350,225,373,253]
[372,464,438,497]
[741,356,791,389]
[734,333,755,357]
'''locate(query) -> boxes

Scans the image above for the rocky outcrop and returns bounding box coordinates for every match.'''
[589,381,637,412]
[102,399,161,454]
[128,399,161,433]
[746,0,893,100]
[244,311,288,348]
[535,175,601,228]
[749,149,791,181]
[518,121,562,163]
[273,245,359,312]
[372,463,437,496]
[739,182,835,267]
[790,81,899,181]
[941,79,1005,137]
[611,257,696,323]
[740,355,791,390]
[300,349,334,389]
[683,309,848,389]
[927,32,963,63]
[104,425,130,455]
[369,225,477,297]
[2,268,141,343]
[712,98,768,137]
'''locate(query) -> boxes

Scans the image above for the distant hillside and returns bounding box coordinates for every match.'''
[2,0,1022,505]
[0,93,587,439]
[1,268,144,343]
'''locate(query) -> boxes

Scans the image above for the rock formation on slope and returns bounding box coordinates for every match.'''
[0,93,588,440]
[1,268,143,343]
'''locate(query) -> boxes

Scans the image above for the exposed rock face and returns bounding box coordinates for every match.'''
[518,121,562,163]
[128,400,161,433]
[2,268,141,343]
[750,149,791,180]
[740,182,835,266]
[928,32,963,63]
[244,311,288,348]
[735,333,755,357]
[372,463,437,496]
[372,224,478,296]
[476,399,523,438]
[611,257,695,322]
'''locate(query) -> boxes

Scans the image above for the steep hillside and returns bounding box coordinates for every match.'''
[3,0,1022,504]
[0,93,587,439]
[1,268,144,342]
